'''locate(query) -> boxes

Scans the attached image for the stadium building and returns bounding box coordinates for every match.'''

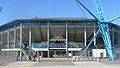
[0,18,120,64]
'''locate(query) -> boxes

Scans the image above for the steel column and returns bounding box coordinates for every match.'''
[37,51,39,62]
[1,29,4,64]
[20,23,22,60]
[7,30,9,49]
[84,28,86,46]
[47,22,50,59]
[54,51,56,59]
[29,30,31,47]
[14,26,16,48]
[94,27,96,45]
[66,21,68,59]
[41,51,43,61]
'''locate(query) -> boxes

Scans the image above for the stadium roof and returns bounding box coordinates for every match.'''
[0,17,120,30]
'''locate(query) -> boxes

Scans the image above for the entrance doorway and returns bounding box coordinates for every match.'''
[49,50,66,58]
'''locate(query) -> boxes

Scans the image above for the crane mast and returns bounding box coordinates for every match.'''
[94,0,113,60]
[94,0,106,22]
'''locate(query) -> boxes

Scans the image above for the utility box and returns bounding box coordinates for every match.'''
[69,53,72,57]
[92,49,106,58]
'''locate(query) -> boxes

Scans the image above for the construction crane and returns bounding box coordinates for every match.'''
[76,0,120,60]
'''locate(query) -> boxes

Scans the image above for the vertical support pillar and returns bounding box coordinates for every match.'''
[20,23,22,61]
[7,30,9,49]
[29,30,31,47]
[47,22,50,59]
[112,28,114,46]
[1,29,4,64]
[29,23,32,48]
[84,28,86,46]
[94,27,96,46]
[27,26,32,61]
[13,26,16,61]
[41,50,43,61]
[54,51,56,59]
[14,26,16,48]
[71,51,73,61]
[37,51,39,62]
[7,30,10,62]
[66,21,68,59]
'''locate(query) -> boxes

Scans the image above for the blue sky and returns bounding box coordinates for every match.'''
[0,0,120,25]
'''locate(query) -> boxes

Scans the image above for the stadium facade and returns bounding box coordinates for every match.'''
[0,18,120,64]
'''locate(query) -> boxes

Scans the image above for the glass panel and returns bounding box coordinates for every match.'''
[86,22,94,26]
[31,21,47,27]
[49,42,66,48]
[27,42,47,48]
[50,21,65,26]
[68,42,83,48]
[23,22,30,27]
[68,21,85,27]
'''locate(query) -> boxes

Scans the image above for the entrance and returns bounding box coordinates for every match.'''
[49,49,66,58]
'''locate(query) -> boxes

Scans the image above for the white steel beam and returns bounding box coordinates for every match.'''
[7,30,9,49]
[47,22,50,59]
[84,28,86,46]
[66,21,68,59]
[20,23,22,60]
[94,28,96,45]
[14,26,16,48]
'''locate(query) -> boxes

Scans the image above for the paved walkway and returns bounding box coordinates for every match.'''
[0,59,120,68]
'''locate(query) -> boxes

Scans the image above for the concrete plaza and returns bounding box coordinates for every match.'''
[0,59,120,68]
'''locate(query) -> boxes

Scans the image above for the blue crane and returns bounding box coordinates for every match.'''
[93,0,113,60]
[76,0,120,60]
